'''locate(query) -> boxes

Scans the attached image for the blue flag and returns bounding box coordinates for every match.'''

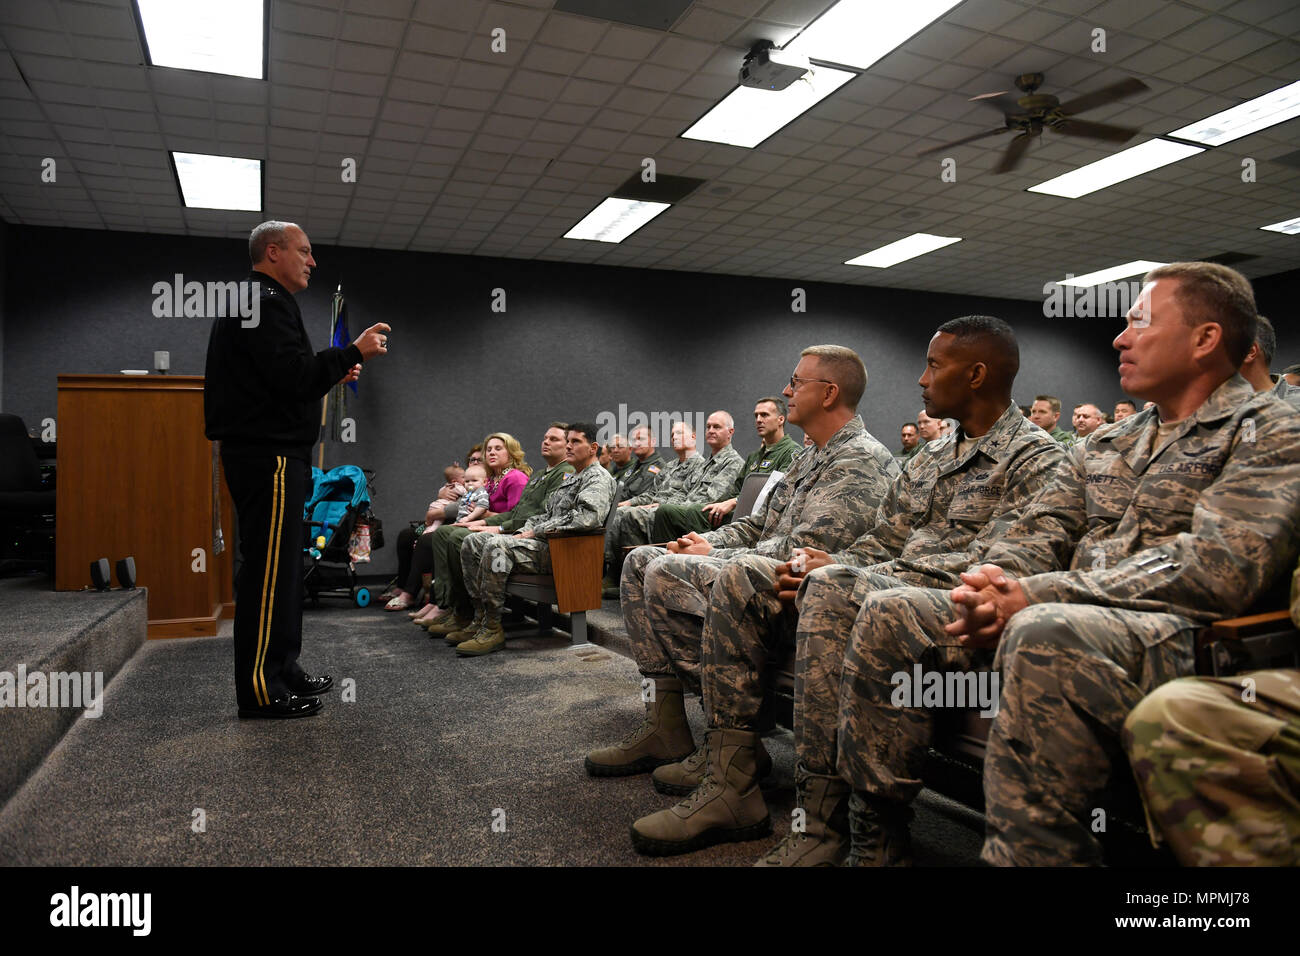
[330,292,357,394]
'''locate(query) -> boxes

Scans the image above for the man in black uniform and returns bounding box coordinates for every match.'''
[205,220,389,718]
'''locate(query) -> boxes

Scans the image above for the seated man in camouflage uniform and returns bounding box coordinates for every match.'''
[651,397,800,542]
[1120,552,1300,867]
[424,423,574,637]
[450,422,616,657]
[1239,314,1300,409]
[601,418,723,591]
[1123,668,1300,866]
[583,346,899,836]
[937,262,1300,866]
[693,316,1062,865]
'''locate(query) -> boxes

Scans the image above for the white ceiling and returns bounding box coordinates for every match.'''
[0,0,1296,300]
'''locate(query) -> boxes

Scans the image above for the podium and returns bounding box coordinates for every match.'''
[55,375,235,638]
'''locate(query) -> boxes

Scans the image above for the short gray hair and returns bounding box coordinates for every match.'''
[249,220,298,265]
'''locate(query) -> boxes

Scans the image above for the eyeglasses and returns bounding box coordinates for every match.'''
[788,374,834,390]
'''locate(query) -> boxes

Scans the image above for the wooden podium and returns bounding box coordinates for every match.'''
[55,374,235,638]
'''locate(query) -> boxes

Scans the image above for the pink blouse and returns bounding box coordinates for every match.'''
[488,468,528,513]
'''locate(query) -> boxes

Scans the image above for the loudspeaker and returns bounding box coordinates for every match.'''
[115,556,137,589]
[90,558,111,591]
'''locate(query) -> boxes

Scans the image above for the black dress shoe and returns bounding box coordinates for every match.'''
[237,695,323,719]
[287,674,333,696]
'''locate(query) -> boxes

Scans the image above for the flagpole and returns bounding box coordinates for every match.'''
[319,285,341,472]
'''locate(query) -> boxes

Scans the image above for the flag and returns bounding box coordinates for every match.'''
[330,289,357,394]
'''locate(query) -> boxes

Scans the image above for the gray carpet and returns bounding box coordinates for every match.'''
[0,601,986,866]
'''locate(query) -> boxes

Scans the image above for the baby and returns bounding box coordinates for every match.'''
[424,464,489,535]
[451,464,490,526]
[434,464,465,504]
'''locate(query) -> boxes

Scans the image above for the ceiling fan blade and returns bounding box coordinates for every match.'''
[1057,77,1149,115]
[1053,118,1141,143]
[993,132,1034,174]
[917,127,1010,156]
[968,91,1020,115]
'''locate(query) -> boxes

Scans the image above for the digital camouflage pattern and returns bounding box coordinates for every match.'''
[606,446,746,559]
[749,404,1063,778]
[620,416,898,691]
[430,460,574,609]
[650,435,801,540]
[979,375,1300,865]
[678,443,745,506]
[463,463,615,613]
[623,453,704,507]
[697,415,898,561]
[1272,374,1300,410]
[1123,669,1300,866]
[829,404,1065,585]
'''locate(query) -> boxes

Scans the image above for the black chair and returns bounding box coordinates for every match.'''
[0,414,56,575]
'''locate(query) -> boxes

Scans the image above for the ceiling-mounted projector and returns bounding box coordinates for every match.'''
[739,43,810,91]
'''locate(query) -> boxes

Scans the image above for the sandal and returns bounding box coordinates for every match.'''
[384,595,415,611]
[412,605,442,625]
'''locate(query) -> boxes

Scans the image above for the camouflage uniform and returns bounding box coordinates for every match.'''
[779,405,1064,780]
[1271,374,1300,410]
[606,447,744,565]
[652,436,800,541]
[608,459,634,486]
[621,416,898,694]
[978,375,1300,866]
[1123,669,1300,866]
[430,460,574,614]
[463,463,616,614]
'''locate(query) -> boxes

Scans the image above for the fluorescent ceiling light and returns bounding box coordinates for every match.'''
[564,198,671,243]
[682,66,855,148]
[785,0,964,70]
[1028,139,1204,199]
[845,233,962,268]
[135,0,264,79]
[1260,216,1300,236]
[1168,79,1300,146]
[1056,261,1167,287]
[172,152,262,210]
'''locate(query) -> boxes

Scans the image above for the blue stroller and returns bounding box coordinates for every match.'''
[302,465,383,607]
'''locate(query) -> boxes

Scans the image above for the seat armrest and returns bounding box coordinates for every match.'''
[1205,609,1293,639]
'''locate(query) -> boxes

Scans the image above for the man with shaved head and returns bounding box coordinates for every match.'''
[1068,403,1106,444]
[602,414,745,594]
[628,316,1066,861]
[651,397,801,542]
[585,346,900,856]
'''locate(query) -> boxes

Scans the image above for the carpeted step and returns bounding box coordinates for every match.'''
[0,576,147,806]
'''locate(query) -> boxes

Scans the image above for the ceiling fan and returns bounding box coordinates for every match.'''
[918,73,1150,173]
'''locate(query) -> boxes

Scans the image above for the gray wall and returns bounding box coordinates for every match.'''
[7,223,1293,578]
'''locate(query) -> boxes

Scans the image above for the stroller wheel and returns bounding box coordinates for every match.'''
[354,588,371,608]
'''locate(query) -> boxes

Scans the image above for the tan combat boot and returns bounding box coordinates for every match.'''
[584,676,694,777]
[652,737,774,796]
[456,612,506,656]
[844,791,914,866]
[754,766,850,866]
[630,728,772,856]
[426,608,470,635]
[442,610,483,645]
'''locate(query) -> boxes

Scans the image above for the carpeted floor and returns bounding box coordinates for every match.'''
[0,603,986,866]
